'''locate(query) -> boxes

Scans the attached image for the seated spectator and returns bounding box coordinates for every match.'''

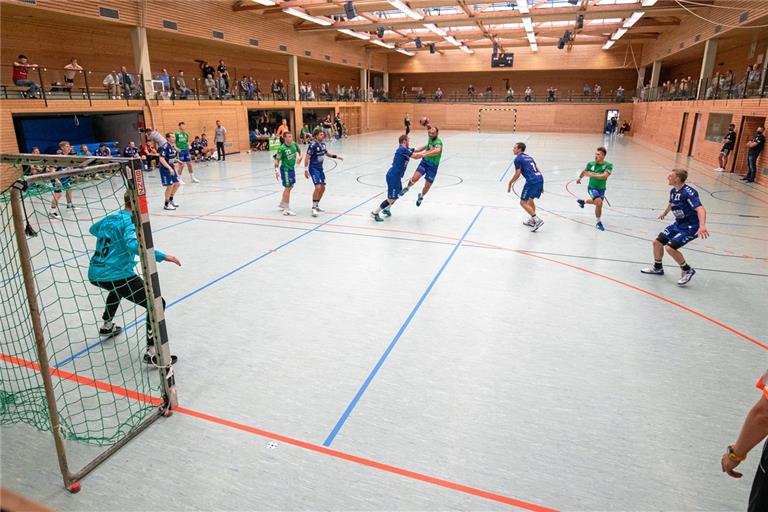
[123,141,139,157]
[416,87,425,103]
[435,87,443,101]
[547,86,556,102]
[78,144,92,156]
[616,85,625,102]
[118,66,136,98]
[199,60,215,80]
[96,143,111,157]
[250,128,258,147]
[12,54,39,98]
[583,82,591,97]
[594,83,602,99]
[299,124,311,144]
[619,120,631,136]
[524,86,533,102]
[506,87,514,102]
[103,70,120,99]
[204,74,217,99]
[190,136,203,161]
[484,85,493,99]
[175,71,192,99]
[467,84,476,100]
[139,140,159,170]
[199,133,215,160]
[63,58,83,90]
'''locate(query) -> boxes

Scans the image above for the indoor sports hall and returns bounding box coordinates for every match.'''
[1,1,767,512]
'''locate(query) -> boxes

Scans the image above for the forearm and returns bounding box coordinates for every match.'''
[733,396,768,456]
[662,204,672,216]
[696,206,707,226]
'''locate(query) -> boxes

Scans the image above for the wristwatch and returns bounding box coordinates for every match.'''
[727,445,746,462]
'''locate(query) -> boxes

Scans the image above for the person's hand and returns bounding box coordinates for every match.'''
[507,180,514,193]
[658,212,667,220]
[721,452,743,478]
[337,156,344,161]
[696,225,709,239]
[576,178,582,185]
[304,169,310,179]
[164,254,182,266]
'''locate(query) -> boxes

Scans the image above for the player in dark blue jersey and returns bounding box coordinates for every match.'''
[371,134,423,222]
[158,133,181,211]
[304,129,343,217]
[507,142,544,232]
[122,141,139,158]
[641,168,709,286]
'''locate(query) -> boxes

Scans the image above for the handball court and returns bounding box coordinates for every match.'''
[2,130,767,511]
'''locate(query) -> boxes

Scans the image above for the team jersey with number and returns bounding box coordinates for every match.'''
[669,185,702,226]
[306,141,327,169]
[514,153,544,184]
[275,142,300,170]
[174,131,190,150]
[159,142,177,162]
[585,161,613,190]
[122,146,138,157]
[387,145,415,178]
[88,210,166,282]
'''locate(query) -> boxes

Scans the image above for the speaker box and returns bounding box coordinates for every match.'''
[557,38,565,50]
[415,37,422,48]
[344,1,357,19]
[429,43,436,54]
[377,26,385,38]
[576,14,584,29]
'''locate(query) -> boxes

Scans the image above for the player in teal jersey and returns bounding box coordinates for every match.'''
[274,131,302,216]
[88,191,181,365]
[576,146,613,231]
[400,124,443,207]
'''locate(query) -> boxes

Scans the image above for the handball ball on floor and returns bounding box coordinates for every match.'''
[420,117,429,127]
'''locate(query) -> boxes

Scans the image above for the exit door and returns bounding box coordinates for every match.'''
[677,112,689,153]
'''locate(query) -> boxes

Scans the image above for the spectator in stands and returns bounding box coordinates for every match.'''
[217,59,230,91]
[417,87,426,103]
[159,68,171,95]
[175,71,192,99]
[506,86,514,102]
[278,79,286,100]
[199,60,215,80]
[434,87,444,101]
[616,85,625,103]
[485,85,493,99]
[240,76,252,100]
[252,77,262,100]
[583,82,591,98]
[103,70,120,99]
[593,83,602,100]
[204,74,217,99]
[118,66,135,98]
[250,128,258,148]
[12,54,39,98]
[63,57,83,90]
[547,86,556,102]
[215,71,229,99]
[401,85,407,99]
[140,140,158,170]
[78,144,92,156]
[619,120,631,136]
[96,143,111,157]
[467,84,476,100]
[524,86,532,102]
[747,64,761,96]
[307,82,316,101]
[271,79,280,100]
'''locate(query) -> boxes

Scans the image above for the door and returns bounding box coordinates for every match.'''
[688,113,701,157]
[677,112,689,153]
[605,109,619,133]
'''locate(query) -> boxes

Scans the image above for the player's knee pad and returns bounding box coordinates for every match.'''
[667,239,683,250]
[655,234,669,246]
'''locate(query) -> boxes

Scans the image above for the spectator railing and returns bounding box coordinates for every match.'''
[637,73,767,103]
[384,89,629,103]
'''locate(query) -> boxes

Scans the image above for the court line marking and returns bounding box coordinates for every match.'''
[323,207,485,447]
[0,351,556,512]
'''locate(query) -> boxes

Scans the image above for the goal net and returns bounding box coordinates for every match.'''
[0,154,176,492]
[478,108,517,133]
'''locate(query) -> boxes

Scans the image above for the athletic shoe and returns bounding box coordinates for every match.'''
[577,199,585,208]
[143,353,178,366]
[48,211,61,219]
[99,324,122,337]
[191,176,200,183]
[178,178,186,185]
[370,211,383,222]
[741,177,750,181]
[399,186,409,197]
[416,193,424,207]
[714,167,724,172]
[311,207,319,217]
[315,206,325,212]
[277,202,288,211]
[596,221,605,231]
[640,266,664,275]
[163,204,176,211]
[522,218,535,226]
[171,200,180,207]
[382,208,392,217]
[66,204,80,210]
[677,268,696,286]
[531,218,544,232]
[283,209,296,216]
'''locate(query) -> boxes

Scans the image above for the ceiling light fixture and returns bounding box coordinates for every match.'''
[611,27,628,39]
[603,39,615,49]
[517,1,529,14]
[641,0,658,6]
[251,0,276,5]
[396,48,416,56]
[387,0,424,20]
[623,11,644,28]
[370,38,396,49]
[282,7,334,26]
[521,17,534,33]
[337,28,371,40]
[460,45,474,54]
[423,23,447,37]
[444,35,461,46]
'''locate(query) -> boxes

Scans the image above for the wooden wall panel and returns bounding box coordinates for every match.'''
[390,69,639,100]
[338,106,361,135]
[297,59,359,90]
[632,99,767,184]
[661,35,768,84]
[387,44,642,73]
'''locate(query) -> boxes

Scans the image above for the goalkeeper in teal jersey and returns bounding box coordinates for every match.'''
[88,191,181,365]
[576,146,613,231]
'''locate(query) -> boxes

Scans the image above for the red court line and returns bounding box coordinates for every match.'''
[0,352,556,512]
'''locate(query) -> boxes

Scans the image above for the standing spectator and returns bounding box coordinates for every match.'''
[547,86,556,102]
[215,71,229,99]
[63,57,83,91]
[720,367,768,512]
[716,123,737,172]
[103,70,120,99]
[199,61,215,80]
[616,85,625,103]
[743,126,765,183]
[506,86,514,102]
[524,86,532,102]
[400,85,407,99]
[159,68,171,98]
[299,82,307,101]
[417,87,425,103]
[12,54,39,98]
[118,66,135,98]
[747,64,761,96]
[276,118,289,143]
[435,87,443,101]
[404,113,411,136]
[240,76,251,100]
[271,79,280,100]
[278,79,286,100]
[485,85,493,99]
[214,120,227,161]
[583,82,591,98]
[204,74,217,99]
[307,82,315,101]
[174,71,192,99]
[594,83,602,100]
[217,59,229,91]
[467,84,476,100]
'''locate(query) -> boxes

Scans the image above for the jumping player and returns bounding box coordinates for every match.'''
[641,168,709,286]
[304,128,343,217]
[274,131,302,216]
[716,124,737,172]
[158,133,181,211]
[400,124,442,207]
[88,190,180,365]
[371,134,423,222]
[174,122,199,183]
[576,146,613,231]
[507,142,544,232]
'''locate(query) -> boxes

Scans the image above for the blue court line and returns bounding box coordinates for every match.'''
[322,206,485,447]
[498,160,515,183]
[54,192,382,368]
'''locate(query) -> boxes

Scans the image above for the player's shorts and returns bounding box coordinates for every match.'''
[588,187,606,200]
[159,166,179,187]
[521,181,544,200]
[658,223,698,249]
[720,145,732,156]
[280,166,296,188]
[309,166,325,186]
[415,160,438,183]
[178,149,191,162]
[51,176,71,193]
[386,172,403,199]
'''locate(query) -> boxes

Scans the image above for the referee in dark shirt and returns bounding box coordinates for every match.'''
[743,127,765,183]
